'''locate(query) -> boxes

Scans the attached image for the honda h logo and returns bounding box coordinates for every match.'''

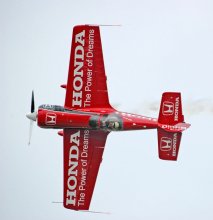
[45,113,57,125]
[160,137,172,151]
[162,101,174,115]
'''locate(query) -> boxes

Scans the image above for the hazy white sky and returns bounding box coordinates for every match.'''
[1,0,213,219]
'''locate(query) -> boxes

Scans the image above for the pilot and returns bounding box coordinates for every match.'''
[108,121,120,130]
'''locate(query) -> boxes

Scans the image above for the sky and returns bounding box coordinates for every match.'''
[1,0,213,219]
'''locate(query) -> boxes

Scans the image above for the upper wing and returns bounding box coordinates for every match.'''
[63,128,109,210]
[64,25,112,110]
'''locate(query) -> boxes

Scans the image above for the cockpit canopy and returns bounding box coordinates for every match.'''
[89,114,123,131]
[39,104,65,112]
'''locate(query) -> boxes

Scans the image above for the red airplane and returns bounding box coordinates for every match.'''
[26,25,190,211]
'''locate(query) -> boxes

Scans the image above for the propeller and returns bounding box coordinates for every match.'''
[26,91,37,145]
[31,90,35,113]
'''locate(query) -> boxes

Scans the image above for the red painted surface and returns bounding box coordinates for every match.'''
[37,108,158,130]
[28,25,190,211]
[37,109,91,129]
[64,25,113,110]
[63,129,109,210]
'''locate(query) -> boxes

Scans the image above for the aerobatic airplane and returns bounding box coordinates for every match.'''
[26,25,190,211]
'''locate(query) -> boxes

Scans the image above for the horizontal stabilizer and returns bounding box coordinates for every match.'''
[157,128,182,161]
[157,92,190,161]
[158,92,184,125]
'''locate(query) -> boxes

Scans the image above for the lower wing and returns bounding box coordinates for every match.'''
[63,128,109,210]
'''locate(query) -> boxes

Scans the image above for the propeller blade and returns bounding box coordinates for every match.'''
[31,90,35,113]
[27,90,36,145]
[28,120,34,145]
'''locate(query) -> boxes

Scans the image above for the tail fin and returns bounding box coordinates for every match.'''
[157,92,190,161]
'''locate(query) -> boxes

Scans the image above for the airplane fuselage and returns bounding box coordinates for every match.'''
[37,104,158,131]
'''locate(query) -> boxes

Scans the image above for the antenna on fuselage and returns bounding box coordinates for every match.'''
[86,24,122,27]
[80,210,111,215]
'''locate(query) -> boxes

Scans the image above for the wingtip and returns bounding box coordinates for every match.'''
[86,24,122,27]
